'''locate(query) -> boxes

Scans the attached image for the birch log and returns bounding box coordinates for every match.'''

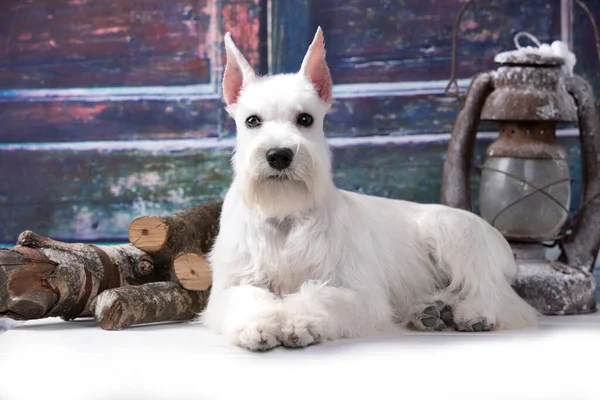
[91,282,209,330]
[0,231,162,321]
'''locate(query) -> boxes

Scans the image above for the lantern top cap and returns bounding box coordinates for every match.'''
[481,35,579,122]
[495,50,564,67]
[494,33,576,73]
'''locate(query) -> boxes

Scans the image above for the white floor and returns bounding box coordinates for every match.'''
[1,313,600,400]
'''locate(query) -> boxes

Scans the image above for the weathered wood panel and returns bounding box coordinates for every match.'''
[219,93,462,139]
[0,136,583,242]
[220,0,263,70]
[219,0,265,137]
[1,92,463,143]
[325,94,460,137]
[308,0,561,84]
[0,99,220,142]
[573,0,600,99]
[0,0,213,88]
[270,0,311,74]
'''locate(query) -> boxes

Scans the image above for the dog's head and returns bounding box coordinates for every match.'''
[223,28,334,218]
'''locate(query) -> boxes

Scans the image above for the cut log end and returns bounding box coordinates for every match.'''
[1,248,59,319]
[128,217,169,253]
[173,253,212,291]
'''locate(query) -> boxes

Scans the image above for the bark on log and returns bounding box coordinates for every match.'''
[91,282,209,330]
[129,200,222,255]
[0,231,163,321]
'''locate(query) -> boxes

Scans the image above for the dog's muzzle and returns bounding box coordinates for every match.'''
[266,147,293,171]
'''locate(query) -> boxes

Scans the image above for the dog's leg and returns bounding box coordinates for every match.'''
[419,208,538,332]
[201,285,283,351]
[279,281,391,348]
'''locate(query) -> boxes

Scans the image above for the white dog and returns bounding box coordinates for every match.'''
[201,27,538,351]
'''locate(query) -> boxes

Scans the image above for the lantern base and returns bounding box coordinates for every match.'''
[512,260,597,315]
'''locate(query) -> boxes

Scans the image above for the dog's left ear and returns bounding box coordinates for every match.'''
[299,27,332,103]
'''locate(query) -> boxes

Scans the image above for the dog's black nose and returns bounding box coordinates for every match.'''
[266,148,294,170]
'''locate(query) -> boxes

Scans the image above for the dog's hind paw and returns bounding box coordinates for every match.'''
[280,315,323,348]
[451,301,495,332]
[453,316,494,332]
[410,300,453,332]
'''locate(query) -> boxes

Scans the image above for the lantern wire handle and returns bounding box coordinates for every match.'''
[574,0,600,70]
[513,32,542,49]
[445,0,476,101]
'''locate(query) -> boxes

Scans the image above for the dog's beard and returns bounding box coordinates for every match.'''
[234,143,332,218]
[244,177,313,218]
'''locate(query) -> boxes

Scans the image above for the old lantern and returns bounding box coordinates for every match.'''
[441,29,600,315]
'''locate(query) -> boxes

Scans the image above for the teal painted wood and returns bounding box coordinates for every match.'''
[270,0,311,74]
[325,93,460,137]
[0,0,594,253]
[0,136,584,243]
[573,0,600,99]
[275,0,562,83]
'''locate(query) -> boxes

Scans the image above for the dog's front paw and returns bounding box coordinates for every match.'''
[236,319,281,351]
[280,314,324,348]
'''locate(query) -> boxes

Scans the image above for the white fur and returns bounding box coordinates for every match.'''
[200,28,538,351]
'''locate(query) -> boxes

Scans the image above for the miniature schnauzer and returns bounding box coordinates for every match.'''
[200,28,538,351]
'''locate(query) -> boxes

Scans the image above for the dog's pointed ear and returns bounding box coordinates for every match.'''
[223,32,256,106]
[299,27,332,103]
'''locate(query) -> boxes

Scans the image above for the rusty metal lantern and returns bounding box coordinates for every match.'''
[441,13,600,314]
[478,48,576,244]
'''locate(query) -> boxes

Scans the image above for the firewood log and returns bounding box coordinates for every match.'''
[91,282,209,330]
[1,200,222,328]
[128,200,222,289]
[0,231,163,321]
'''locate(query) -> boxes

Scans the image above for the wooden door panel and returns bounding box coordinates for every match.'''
[220,0,264,69]
[271,0,562,137]
[0,0,592,245]
[0,0,266,242]
[0,0,213,88]
[314,0,561,84]
[325,93,457,137]
[0,99,220,143]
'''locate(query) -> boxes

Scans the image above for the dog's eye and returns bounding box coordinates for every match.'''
[296,113,314,127]
[245,115,262,128]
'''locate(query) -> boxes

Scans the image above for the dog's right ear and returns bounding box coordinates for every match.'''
[299,27,332,103]
[223,32,256,106]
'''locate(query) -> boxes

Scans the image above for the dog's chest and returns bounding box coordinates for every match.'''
[247,217,317,295]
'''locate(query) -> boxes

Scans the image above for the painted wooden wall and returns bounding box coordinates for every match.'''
[0,0,598,243]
